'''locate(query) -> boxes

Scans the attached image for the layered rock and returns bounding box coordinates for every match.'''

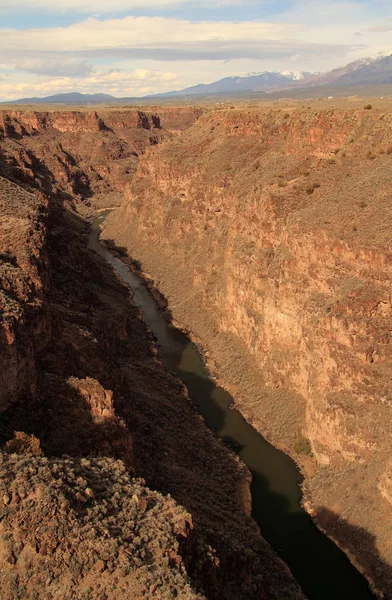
[0,109,170,212]
[103,105,392,595]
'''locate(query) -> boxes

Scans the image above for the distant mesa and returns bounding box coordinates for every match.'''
[1,92,116,105]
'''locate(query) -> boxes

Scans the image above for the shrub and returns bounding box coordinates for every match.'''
[306,183,321,195]
[5,432,43,456]
[294,435,312,456]
[364,104,372,110]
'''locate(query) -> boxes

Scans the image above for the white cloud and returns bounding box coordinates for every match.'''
[0,5,391,100]
[13,58,94,77]
[368,17,392,32]
[0,68,179,100]
[0,15,356,63]
[277,1,392,68]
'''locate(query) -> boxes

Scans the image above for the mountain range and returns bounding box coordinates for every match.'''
[163,51,392,96]
[2,51,392,104]
[158,70,312,96]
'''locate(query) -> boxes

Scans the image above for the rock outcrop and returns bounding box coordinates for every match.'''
[103,105,392,595]
[0,453,198,600]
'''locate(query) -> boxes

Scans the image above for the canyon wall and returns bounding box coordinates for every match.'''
[0,109,305,600]
[0,178,49,411]
[103,105,392,595]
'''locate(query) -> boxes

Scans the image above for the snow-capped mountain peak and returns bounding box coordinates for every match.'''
[368,49,392,61]
[280,70,308,80]
[245,70,311,81]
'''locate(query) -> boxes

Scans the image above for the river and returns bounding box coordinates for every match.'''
[88,211,374,600]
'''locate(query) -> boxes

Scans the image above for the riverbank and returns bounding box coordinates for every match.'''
[0,102,387,598]
[88,211,309,600]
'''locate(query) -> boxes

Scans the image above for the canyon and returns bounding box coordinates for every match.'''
[0,107,304,600]
[0,102,391,598]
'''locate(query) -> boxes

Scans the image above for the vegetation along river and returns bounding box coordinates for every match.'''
[88,211,374,600]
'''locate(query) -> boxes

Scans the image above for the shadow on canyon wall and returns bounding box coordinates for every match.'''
[314,507,392,597]
[0,141,95,202]
[103,240,176,325]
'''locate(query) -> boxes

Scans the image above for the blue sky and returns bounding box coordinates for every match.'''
[2,1,295,29]
[0,0,391,99]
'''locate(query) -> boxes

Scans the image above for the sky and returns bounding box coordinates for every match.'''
[0,0,391,100]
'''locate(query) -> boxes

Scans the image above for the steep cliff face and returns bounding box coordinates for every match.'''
[0,108,166,414]
[0,109,305,600]
[0,109,168,212]
[153,107,204,131]
[103,105,392,594]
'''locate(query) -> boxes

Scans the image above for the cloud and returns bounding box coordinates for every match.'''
[1,6,391,101]
[0,16,359,63]
[368,17,392,33]
[0,68,179,100]
[13,58,94,77]
[368,25,392,32]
